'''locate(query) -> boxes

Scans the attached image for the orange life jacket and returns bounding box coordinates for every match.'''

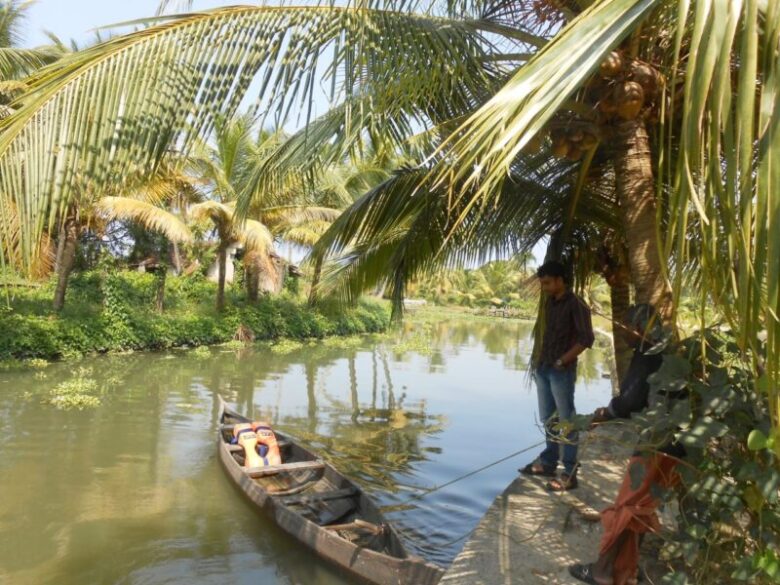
[233,423,265,468]
[251,421,283,467]
[232,421,283,468]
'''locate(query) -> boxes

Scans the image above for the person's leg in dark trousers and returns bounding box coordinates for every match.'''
[549,367,578,477]
[535,365,561,472]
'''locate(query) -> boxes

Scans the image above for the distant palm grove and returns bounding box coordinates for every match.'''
[0,0,779,581]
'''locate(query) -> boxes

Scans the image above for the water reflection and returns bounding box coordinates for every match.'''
[0,315,612,584]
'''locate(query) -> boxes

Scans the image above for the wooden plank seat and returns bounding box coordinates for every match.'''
[244,460,325,478]
[221,423,288,436]
[324,519,385,535]
[277,487,358,506]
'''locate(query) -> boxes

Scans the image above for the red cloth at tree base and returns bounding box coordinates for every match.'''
[599,453,680,585]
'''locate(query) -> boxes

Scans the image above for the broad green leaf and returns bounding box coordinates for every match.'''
[748,429,768,451]
[743,484,765,512]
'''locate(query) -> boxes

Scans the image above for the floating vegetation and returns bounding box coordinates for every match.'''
[45,367,104,410]
[320,336,364,350]
[26,358,50,369]
[192,346,211,359]
[219,340,246,350]
[0,359,24,371]
[268,339,305,354]
[391,332,434,356]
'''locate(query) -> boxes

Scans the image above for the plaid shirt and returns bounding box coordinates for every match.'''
[538,291,594,369]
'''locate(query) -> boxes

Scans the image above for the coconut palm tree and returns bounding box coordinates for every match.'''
[282,153,400,304]
[0,1,61,114]
[0,0,776,447]
[189,199,274,309]
[189,114,346,308]
[50,167,194,311]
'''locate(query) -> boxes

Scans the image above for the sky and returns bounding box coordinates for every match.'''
[23,1,226,48]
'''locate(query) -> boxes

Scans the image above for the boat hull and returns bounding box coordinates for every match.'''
[217,398,443,585]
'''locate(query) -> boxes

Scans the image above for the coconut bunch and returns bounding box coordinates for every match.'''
[531,0,566,24]
[596,51,664,121]
[548,123,600,161]
[522,122,601,162]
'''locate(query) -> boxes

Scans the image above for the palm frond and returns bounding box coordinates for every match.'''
[0,1,31,48]
[241,219,274,254]
[262,205,342,227]
[189,200,234,228]
[656,0,780,420]
[95,196,192,243]
[429,0,658,220]
[0,46,59,79]
[0,4,510,274]
[312,146,614,315]
[280,221,334,248]
[123,165,203,208]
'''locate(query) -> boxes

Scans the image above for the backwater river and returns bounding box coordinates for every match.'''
[0,314,612,584]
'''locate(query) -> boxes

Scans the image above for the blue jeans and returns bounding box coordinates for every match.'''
[533,365,579,475]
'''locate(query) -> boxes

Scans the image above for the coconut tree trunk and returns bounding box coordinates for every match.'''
[613,119,673,319]
[245,251,260,303]
[52,215,78,312]
[54,222,67,275]
[170,242,182,275]
[216,244,228,312]
[308,256,323,306]
[155,268,166,313]
[609,273,633,388]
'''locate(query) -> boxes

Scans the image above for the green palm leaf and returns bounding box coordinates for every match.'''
[95,196,192,243]
[0,46,59,79]
[0,5,500,272]
[241,219,274,254]
[190,200,235,228]
[312,148,617,315]
[280,220,334,248]
[429,0,658,216]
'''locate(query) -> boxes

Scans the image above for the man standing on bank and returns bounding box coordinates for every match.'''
[520,260,595,491]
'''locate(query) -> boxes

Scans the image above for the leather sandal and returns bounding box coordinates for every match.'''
[546,472,579,491]
[518,461,557,477]
[568,563,598,584]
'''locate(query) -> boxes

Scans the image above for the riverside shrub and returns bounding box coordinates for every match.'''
[0,271,389,360]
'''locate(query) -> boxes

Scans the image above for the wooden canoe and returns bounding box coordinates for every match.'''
[217,396,444,585]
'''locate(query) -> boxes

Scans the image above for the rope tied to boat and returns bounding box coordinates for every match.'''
[397,439,546,506]
[385,440,547,551]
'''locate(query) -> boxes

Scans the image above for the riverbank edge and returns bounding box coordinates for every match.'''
[0,296,391,365]
[0,299,529,367]
[440,425,669,584]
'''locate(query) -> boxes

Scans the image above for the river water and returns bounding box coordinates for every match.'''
[0,315,612,584]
